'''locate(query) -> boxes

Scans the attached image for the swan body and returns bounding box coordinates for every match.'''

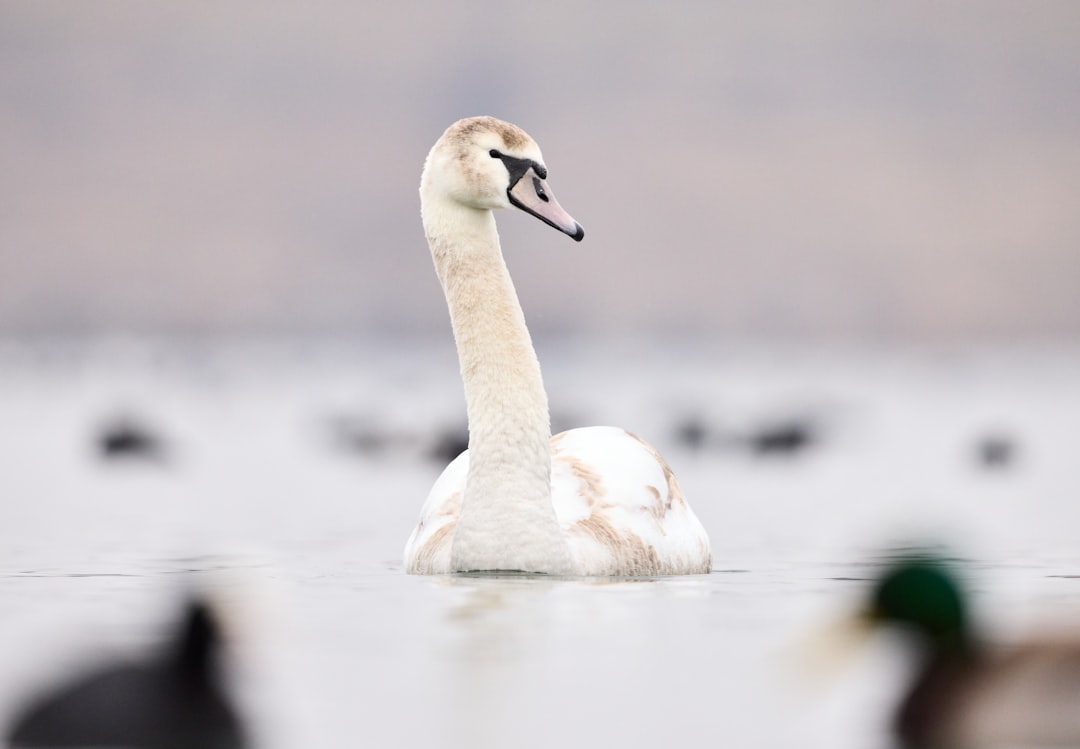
[404,116,711,576]
[407,425,711,575]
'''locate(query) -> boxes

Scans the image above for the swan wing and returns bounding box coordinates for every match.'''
[550,426,711,576]
[403,451,467,574]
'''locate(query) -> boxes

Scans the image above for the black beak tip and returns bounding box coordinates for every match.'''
[569,224,584,242]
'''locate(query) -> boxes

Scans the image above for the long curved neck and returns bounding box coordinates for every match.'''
[422,193,571,573]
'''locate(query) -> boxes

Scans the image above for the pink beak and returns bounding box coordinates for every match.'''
[508,169,584,241]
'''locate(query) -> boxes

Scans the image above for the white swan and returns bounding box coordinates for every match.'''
[404,116,711,576]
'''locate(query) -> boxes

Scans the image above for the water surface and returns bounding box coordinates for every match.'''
[1,339,1078,748]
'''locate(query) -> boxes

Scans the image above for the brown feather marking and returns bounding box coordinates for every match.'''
[625,430,687,508]
[437,491,463,517]
[552,434,608,506]
[564,455,607,506]
[572,513,661,576]
[414,521,456,572]
[644,484,667,529]
[449,116,530,155]
[411,491,462,573]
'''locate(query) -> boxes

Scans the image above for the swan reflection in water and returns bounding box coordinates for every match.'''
[424,572,712,749]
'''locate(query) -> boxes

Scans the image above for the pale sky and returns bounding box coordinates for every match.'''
[2,2,1078,340]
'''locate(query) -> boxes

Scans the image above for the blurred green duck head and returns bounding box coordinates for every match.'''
[866,555,970,644]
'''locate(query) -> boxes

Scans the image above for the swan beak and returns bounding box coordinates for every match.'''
[508,171,585,242]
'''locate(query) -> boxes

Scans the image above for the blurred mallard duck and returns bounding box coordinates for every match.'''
[861,554,1080,748]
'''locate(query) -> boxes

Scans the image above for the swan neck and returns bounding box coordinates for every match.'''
[424,203,548,438]
[422,195,571,573]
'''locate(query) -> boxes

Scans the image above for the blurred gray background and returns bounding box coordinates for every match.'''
[2,2,1078,341]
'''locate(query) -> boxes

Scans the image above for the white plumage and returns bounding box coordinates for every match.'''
[404,116,711,576]
[406,426,711,575]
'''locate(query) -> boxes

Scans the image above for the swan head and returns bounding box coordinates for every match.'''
[421,116,584,241]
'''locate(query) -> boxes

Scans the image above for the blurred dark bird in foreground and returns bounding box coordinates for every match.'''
[975,432,1017,470]
[852,554,1080,748]
[6,598,247,749]
[96,416,168,464]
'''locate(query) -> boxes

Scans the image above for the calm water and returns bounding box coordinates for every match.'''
[1,338,1079,748]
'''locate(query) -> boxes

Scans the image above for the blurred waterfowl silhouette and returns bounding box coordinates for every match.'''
[324,414,405,458]
[6,598,247,749]
[404,116,710,575]
[323,412,471,465]
[425,426,470,467]
[857,554,1080,748]
[673,416,709,450]
[96,415,168,464]
[747,419,818,457]
[672,414,819,458]
[974,432,1017,470]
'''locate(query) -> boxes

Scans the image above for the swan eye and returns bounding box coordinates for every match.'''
[533,177,549,202]
[489,149,502,158]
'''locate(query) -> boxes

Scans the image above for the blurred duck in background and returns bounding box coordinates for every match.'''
[856,554,1080,748]
[95,414,169,465]
[5,597,247,749]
